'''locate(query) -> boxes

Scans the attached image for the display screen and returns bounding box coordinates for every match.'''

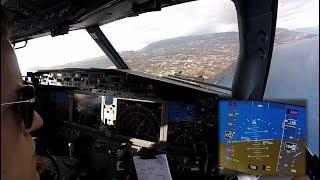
[35,90,71,124]
[219,101,306,176]
[73,94,102,129]
[167,104,201,145]
[48,91,71,122]
[116,99,162,142]
[168,104,198,123]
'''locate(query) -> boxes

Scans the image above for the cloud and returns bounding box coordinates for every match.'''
[101,0,318,51]
[277,0,319,29]
[101,0,238,51]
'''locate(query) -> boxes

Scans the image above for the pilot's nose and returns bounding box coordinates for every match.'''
[25,111,43,134]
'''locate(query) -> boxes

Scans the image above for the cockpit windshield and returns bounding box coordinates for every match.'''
[16,0,239,89]
[15,0,318,93]
[100,0,239,86]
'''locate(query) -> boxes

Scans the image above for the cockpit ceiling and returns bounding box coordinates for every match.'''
[2,0,196,43]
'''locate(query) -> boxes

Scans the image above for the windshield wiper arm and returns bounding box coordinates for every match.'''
[86,26,129,69]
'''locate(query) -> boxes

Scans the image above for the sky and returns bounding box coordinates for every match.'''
[15,0,319,74]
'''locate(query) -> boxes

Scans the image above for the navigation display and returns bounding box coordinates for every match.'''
[116,99,162,142]
[219,101,306,176]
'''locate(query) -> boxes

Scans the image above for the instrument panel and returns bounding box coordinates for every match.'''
[29,69,315,179]
[29,69,224,179]
[37,89,216,145]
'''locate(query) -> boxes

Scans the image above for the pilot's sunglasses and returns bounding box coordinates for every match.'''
[1,85,35,129]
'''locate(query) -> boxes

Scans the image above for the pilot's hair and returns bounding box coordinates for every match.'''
[1,6,10,40]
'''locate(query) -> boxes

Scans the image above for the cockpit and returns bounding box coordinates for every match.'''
[1,0,319,179]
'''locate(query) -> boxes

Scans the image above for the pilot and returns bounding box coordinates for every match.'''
[1,8,49,180]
